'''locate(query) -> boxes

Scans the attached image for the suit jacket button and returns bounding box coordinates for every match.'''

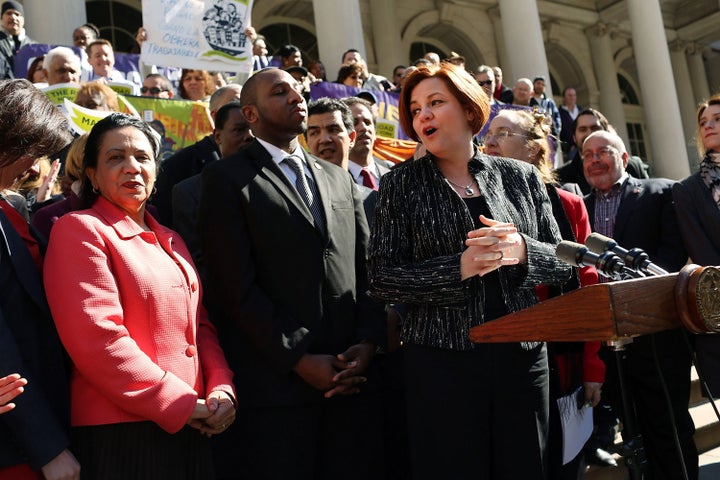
[185,345,197,357]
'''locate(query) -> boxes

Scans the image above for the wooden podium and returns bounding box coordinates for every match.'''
[469,264,720,344]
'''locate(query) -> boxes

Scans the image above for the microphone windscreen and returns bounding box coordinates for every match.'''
[556,240,585,266]
[586,232,614,254]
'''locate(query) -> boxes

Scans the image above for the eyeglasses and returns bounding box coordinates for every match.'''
[141,86,166,95]
[581,146,618,162]
[477,80,493,87]
[481,131,527,144]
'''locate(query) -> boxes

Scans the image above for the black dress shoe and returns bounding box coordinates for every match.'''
[585,448,618,467]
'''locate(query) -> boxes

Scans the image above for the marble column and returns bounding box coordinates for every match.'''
[585,23,630,148]
[497,0,550,91]
[23,0,86,45]
[687,43,711,104]
[669,40,700,160]
[487,7,509,76]
[368,0,403,79]
[627,0,689,179]
[313,0,365,85]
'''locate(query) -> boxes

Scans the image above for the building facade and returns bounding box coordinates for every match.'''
[19,0,720,178]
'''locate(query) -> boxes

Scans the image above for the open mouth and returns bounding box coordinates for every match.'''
[423,127,437,136]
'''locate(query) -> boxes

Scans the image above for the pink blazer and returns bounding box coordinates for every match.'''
[44,196,235,434]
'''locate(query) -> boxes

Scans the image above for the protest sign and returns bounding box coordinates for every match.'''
[141,0,254,74]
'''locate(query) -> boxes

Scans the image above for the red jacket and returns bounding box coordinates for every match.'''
[44,196,234,433]
[537,188,605,385]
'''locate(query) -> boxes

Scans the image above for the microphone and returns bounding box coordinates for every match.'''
[585,233,669,276]
[556,241,635,280]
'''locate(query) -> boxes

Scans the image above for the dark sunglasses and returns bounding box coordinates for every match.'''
[141,86,166,95]
[477,80,493,87]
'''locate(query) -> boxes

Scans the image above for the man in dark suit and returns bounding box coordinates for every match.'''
[172,101,254,272]
[198,68,385,480]
[556,108,649,194]
[582,130,698,480]
[152,84,242,226]
[341,97,392,191]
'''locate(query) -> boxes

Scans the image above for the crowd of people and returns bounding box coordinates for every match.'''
[1,2,719,480]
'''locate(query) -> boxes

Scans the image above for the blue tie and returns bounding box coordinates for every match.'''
[284,156,326,234]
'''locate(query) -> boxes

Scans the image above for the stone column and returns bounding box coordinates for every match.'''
[627,0,689,179]
[687,43,711,104]
[669,40,700,160]
[585,23,630,147]
[24,0,86,45]
[368,0,403,79]
[497,0,550,91]
[487,7,509,76]
[313,0,365,83]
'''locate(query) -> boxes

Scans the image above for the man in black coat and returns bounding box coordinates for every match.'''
[556,108,649,194]
[198,68,385,480]
[582,130,698,480]
[151,84,241,226]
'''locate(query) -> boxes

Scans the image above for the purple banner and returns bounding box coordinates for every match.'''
[14,43,141,83]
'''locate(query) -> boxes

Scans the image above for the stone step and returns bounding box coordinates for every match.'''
[585,374,720,480]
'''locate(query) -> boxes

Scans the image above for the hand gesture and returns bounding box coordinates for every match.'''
[461,215,526,279]
[0,373,26,414]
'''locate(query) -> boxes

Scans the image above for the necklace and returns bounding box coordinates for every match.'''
[446,177,476,196]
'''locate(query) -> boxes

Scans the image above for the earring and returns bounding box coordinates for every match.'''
[152,186,157,195]
[92,186,99,194]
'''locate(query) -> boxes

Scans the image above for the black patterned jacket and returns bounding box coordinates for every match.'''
[368,151,571,350]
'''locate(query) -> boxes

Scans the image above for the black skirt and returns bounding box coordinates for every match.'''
[72,422,214,480]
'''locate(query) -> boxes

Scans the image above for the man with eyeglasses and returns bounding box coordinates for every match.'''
[582,130,698,480]
[141,73,174,99]
[475,65,503,105]
[556,108,649,194]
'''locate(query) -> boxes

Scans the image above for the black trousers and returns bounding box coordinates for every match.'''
[403,342,549,480]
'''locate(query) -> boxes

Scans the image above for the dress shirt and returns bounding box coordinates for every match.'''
[348,160,380,186]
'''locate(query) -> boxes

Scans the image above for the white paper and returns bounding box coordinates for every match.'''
[557,387,594,465]
[141,0,254,73]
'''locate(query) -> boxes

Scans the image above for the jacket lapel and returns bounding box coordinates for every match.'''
[303,152,331,239]
[0,210,50,316]
[613,177,643,239]
[249,141,318,231]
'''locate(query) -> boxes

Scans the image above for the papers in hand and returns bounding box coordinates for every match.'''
[557,386,594,465]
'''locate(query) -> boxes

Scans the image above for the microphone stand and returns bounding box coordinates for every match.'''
[608,338,647,479]
[606,269,647,479]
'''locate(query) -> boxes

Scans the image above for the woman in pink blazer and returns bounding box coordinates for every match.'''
[43,113,236,479]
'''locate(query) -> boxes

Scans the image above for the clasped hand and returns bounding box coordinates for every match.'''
[187,390,236,437]
[461,215,527,280]
[293,343,375,398]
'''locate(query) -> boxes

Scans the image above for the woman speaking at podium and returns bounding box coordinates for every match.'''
[368,62,571,480]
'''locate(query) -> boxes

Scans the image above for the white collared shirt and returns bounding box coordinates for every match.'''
[348,159,380,185]
[256,138,311,185]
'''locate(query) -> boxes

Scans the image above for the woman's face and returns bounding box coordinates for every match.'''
[699,104,720,153]
[484,112,532,163]
[409,77,473,159]
[342,71,363,88]
[182,71,207,100]
[87,126,156,221]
